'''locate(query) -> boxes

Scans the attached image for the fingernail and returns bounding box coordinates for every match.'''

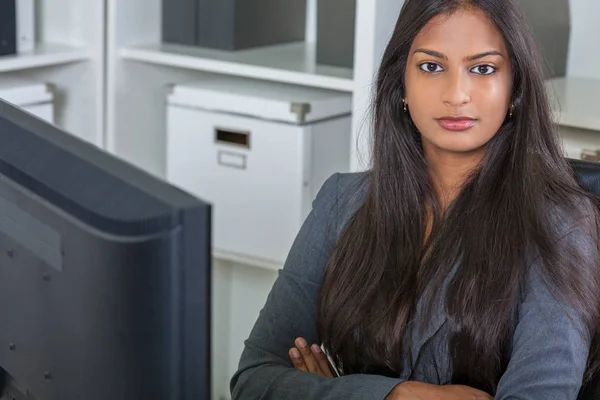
[297,338,307,348]
[291,349,301,358]
[312,344,322,353]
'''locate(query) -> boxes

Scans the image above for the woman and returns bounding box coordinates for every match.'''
[230,0,600,399]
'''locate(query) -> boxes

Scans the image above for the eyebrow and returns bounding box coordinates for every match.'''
[413,48,505,62]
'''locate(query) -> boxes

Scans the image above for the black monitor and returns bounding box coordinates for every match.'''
[0,99,212,400]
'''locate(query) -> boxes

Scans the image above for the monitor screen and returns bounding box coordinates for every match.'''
[0,99,212,400]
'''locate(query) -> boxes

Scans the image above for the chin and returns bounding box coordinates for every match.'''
[428,137,488,155]
[417,121,498,155]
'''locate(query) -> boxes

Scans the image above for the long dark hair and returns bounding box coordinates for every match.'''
[318,0,600,394]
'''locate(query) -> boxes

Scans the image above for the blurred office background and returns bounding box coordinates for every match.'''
[0,1,599,399]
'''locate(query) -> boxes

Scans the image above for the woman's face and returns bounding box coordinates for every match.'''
[405,8,513,156]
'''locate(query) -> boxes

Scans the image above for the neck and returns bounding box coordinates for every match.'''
[424,144,484,210]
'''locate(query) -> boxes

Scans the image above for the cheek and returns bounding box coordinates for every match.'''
[474,78,512,124]
[404,72,437,125]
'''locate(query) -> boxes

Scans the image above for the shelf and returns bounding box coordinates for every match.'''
[213,249,282,273]
[120,42,355,92]
[0,44,91,73]
[547,77,600,132]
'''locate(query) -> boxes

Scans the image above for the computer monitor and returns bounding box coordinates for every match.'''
[0,98,212,400]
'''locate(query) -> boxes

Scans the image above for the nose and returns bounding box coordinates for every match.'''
[442,71,471,107]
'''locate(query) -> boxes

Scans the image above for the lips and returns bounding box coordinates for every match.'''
[437,116,477,131]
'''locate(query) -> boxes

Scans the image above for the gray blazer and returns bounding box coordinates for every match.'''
[230,172,595,399]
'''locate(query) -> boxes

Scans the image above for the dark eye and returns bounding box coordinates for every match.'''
[471,65,496,75]
[419,62,444,73]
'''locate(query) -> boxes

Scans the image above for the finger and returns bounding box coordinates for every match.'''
[295,337,322,374]
[311,344,335,378]
[288,348,308,372]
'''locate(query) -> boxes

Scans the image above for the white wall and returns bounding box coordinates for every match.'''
[566,0,600,79]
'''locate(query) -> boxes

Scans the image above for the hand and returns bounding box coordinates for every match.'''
[386,381,493,400]
[288,337,336,378]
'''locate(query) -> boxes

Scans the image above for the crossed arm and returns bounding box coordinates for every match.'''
[287,336,492,400]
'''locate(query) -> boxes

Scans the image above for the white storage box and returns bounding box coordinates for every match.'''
[166,76,352,267]
[0,77,54,123]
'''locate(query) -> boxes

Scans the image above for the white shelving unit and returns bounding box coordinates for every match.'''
[106,0,401,178]
[547,77,600,159]
[0,44,90,73]
[120,42,354,92]
[105,1,402,399]
[547,77,600,133]
[0,0,105,147]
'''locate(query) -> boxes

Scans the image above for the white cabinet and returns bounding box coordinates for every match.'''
[166,77,351,267]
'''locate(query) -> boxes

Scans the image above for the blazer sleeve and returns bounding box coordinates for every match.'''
[230,173,405,400]
[494,221,598,400]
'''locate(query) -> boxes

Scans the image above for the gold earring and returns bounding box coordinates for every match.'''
[403,99,408,113]
[509,103,514,118]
